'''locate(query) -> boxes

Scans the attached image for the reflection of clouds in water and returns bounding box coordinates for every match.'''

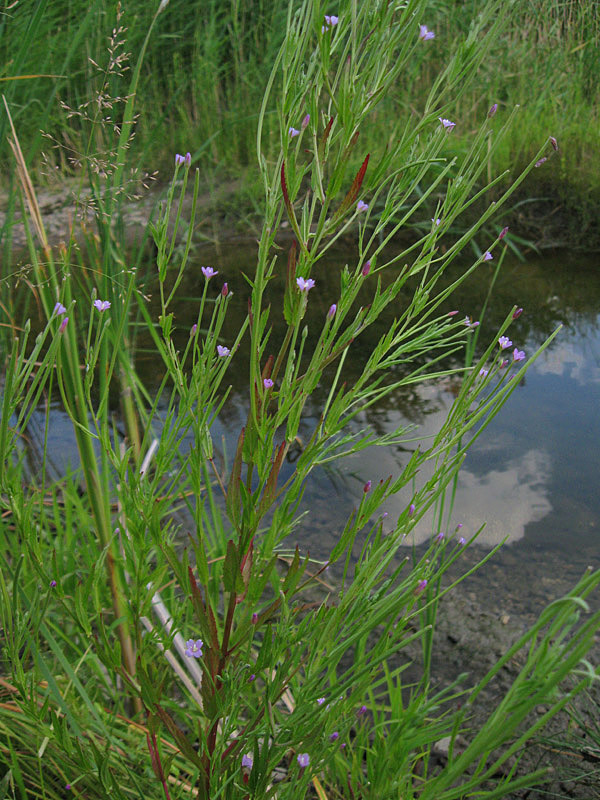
[534,338,600,385]
[411,448,553,547]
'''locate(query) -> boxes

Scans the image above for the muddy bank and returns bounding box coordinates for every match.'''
[2,177,599,257]
[401,544,600,799]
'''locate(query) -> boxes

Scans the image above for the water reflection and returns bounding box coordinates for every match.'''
[15,242,600,571]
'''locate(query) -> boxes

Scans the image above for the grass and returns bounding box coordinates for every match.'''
[1,0,600,797]
[0,0,599,249]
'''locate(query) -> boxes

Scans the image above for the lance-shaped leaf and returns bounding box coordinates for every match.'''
[333,153,370,220]
[223,539,244,596]
[226,426,245,524]
[188,566,219,650]
[281,162,306,251]
[237,537,254,604]
[154,705,205,770]
[281,545,309,597]
[317,116,334,161]
[259,441,287,515]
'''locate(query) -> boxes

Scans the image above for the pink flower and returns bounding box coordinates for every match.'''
[263,378,274,389]
[59,317,69,334]
[357,200,369,213]
[439,118,456,130]
[184,152,191,167]
[93,299,111,312]
[217,345,230,358]
[513,348,526,362]
[512,307,523,319]
[296,277,315,292]
[361,260,371,276]
[322,15,338,32]
[498,336,512,350]
[419,24,435,41]
[184,638,203,658]
[202,266,218,280]
[175,153,185,166]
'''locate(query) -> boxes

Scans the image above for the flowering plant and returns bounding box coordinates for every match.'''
[1,1,598,799]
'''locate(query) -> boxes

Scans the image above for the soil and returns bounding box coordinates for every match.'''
[397,544,600,800]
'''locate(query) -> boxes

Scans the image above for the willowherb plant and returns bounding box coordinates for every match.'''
[1,1,599,799]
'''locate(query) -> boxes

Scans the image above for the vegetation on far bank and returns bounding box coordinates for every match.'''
[0,0,599,249]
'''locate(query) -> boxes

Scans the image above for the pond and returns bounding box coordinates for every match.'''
[24,239,600,621]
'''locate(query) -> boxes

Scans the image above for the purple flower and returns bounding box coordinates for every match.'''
[419,24,435,41]
[435,531,445,543]
[488,103,498,118]
[59,317,69,334]
[221,282,229,297]
[249,674,256,682]
[53,302,67,316]
[357,200,369,213]
[93,299,111,312]
[175,153,185,166]
[184,152,191,167]
[242,753,253,769]
[190,323,198,337]
[432,217,441,226]
[465,317,480,328]
[361,260,371,276]
[50,579,57,588]
[184,638,203,658]
[483,251,493,261]
[363,480,372,493]
[327,303,337,319]
[439,117,456,130]
[296,277,315,292]
[217,345,230,358]
[408,503,416,517]
[447,310,459,316]
[479,368,489,378]
[357,705,367,716]
[550,136,558,151]
[500,358,508,369]
[535,157,547,168]
[322,14,339,32]
[301,114,310,130]
[317,697,326,706]
[458,537,466,545]
[251,612,259,624]
[498,336,512,350]
[289,127,300,138]
[297,753,310,768]
[329,732,339,742]
[201,266,218,280]
[513,348,526,362]
[499,226,509,240]
[263,378,274,390]
[415,579,428,594]
[512,307,523,319]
